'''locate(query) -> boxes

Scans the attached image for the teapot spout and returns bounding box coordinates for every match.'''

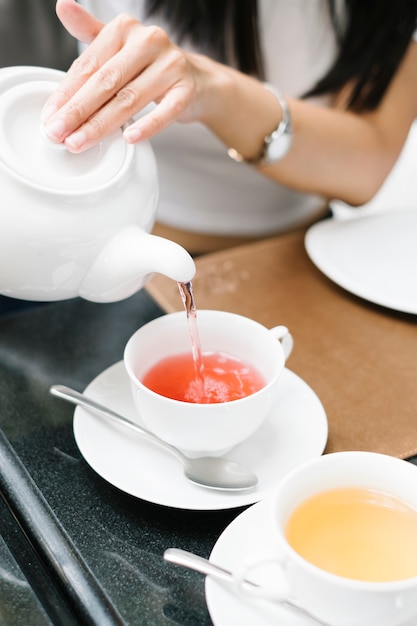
[79,225,196,303]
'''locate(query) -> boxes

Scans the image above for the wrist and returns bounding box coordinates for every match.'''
[188,54,234,126]
[194,65,293,165]
[228,84,292,166]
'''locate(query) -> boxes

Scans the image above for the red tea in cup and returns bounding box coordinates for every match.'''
[141,351,265,403]
[125,310,292,454]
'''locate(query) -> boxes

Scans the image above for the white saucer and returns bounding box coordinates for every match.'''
[206,500,417,626]
[206,499,309,625]
[305,209,417,314]
[73,361,328,511]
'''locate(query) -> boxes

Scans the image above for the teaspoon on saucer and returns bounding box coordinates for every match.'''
[49,385,258,492]
[164,548,329,626]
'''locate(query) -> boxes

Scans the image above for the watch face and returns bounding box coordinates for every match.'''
[266,128,292,162]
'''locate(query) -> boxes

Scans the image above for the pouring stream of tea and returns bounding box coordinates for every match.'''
[177,281,206,399]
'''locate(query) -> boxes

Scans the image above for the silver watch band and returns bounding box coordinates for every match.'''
[227,83,293,166]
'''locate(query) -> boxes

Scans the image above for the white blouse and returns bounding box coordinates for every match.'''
[78,1,416,236]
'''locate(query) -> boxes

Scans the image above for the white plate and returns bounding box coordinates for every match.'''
[206,499,417,626]
[305,209,417,314]
[73,361,328,511]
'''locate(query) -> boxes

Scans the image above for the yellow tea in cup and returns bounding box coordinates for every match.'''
[285,487,417,582]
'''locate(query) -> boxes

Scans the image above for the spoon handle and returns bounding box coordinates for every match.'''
[165,547,238,585]
[164,548,329,626]
[49,384,185,462]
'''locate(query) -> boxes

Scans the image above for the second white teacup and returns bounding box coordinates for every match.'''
[234,451,417,626]
[124,310,293,456]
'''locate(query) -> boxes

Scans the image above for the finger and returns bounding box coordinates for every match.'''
[41,0,105,124]
[43,50,147,143]
[42,21,167,142]
[56,0,103,44]
[61,66,192,153]
[123,91,190,144]
[43,23,196,151]
[41,15,139,129]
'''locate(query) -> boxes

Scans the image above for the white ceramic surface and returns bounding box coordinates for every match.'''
[207,499,312,626]
[72,361,328,511]
[228,453,417,626]
[206,498,417,626]
[305,209,417,313]
[124,311,293,456]
[0,66,195,303]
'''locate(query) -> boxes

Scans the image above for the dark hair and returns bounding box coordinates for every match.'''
[145,0,263,77]
[307,0,417,111]
[145,0,417,112]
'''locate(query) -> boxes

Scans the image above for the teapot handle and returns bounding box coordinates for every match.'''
[79,225,196,302]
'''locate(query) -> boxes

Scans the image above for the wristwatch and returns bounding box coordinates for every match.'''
[227,83,293,167]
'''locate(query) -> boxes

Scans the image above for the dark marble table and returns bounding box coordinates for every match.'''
[0,291,244,626]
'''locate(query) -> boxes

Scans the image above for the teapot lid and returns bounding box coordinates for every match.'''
[0,67,131,193]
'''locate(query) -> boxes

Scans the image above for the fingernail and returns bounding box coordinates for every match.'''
[44,119,66,141]
[123,126,142,143]
[41,103,58,124]
[65,130,87,151]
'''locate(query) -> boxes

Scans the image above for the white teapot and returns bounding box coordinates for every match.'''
[0,66,195,302]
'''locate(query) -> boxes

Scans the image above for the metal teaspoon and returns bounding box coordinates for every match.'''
[164,548,329,626]
[49,385,258,491]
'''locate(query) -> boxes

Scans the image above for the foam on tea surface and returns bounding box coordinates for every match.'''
[141,351,265,403]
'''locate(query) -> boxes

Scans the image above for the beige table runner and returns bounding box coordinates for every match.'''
[146,230,417,458]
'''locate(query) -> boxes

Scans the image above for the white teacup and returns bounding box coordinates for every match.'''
[124,310,293,456]
[234,451,417,626]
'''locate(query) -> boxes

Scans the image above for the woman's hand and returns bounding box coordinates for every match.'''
[42,0,208,152]
[42,0,417,207]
